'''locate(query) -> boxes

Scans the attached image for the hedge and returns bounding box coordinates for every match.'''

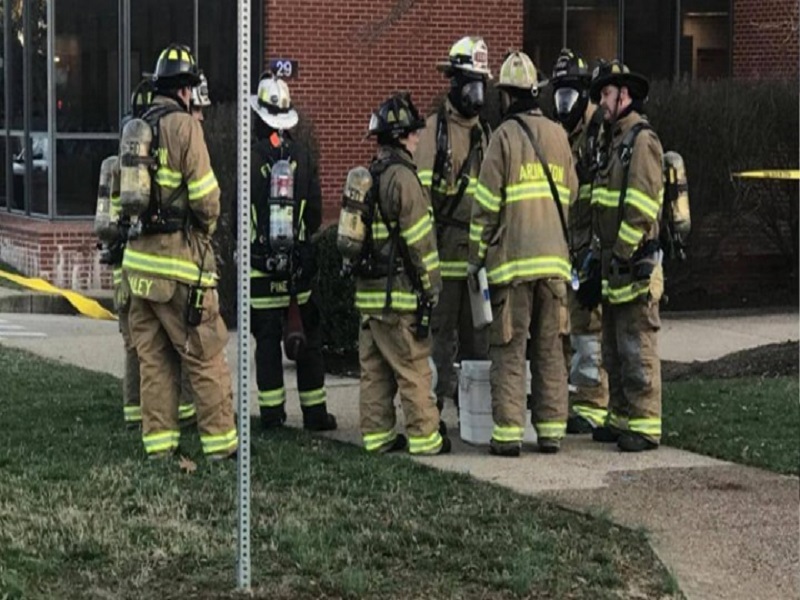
[204,78,798,335]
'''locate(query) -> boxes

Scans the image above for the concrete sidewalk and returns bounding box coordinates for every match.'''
[0,309,798,600]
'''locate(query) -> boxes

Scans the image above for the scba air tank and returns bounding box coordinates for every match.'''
[94,155,121,244]
[663,151,691,237]
[268,159,295,255]
[119,118,154,217]
[337,166,372,262]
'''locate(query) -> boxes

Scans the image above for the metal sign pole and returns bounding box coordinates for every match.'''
[236,0,252,591]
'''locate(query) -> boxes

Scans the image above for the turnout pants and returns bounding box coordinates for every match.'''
[359,313,443,454]
[117,271,195,426]
[567,289,609,427]
[489,280,569,448]
[431,278,488,405]
[601,296,662,444]
[250,297,328,423]
[128,283,237,458]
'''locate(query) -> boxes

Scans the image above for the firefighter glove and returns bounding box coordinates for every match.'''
[575,252,602,309]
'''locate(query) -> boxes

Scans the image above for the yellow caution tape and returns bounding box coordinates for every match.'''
[0,269,116,320]
[731,170,800,180]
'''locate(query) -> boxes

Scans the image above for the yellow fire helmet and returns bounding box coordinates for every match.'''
[497,50,545,93]
[437,36,492,79]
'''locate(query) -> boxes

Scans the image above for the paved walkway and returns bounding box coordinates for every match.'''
[0,307,798,600]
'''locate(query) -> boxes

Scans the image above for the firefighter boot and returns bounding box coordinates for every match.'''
[261,406,287,430]
[618,432,658,452]
[302,404,338,432]
[592,426,620,443]
[489,439,522,458]
[567,415,594,434]
[538,438,561,454]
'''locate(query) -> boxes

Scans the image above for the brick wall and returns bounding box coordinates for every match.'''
[0,214,112,290]
[264,0,522,221]
[733,0,799,79]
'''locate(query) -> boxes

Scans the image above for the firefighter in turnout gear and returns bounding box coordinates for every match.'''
[113,79,196,429]
[469,51,578,456]
[249,74,336,431]
[550,49,610,434]
[415,36,491,416]
[357,93,449,455]
[586,60,664,452]
[122,44,237,460]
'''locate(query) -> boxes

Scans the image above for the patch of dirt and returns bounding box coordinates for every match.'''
[662,341,798,382]
[328,342,799,382]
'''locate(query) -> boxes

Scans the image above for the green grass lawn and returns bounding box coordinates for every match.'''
[663,377,799,475]
[0,345,677,600]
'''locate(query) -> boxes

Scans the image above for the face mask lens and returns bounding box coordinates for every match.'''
[461,80,485,110]
[554,88,580,118]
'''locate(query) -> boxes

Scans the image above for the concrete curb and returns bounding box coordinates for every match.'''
[0,289,115,315]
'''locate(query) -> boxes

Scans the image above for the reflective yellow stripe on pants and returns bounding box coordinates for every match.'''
[408,431,443,455]
[299,388,326,407]
[143,429,180,454]
[535,420,567,440]
[492,424,524,443]
[201,428,238,456]
[124,405,142,423]
[363,430,398,452]
[573,404,607,428]
[258,387,286,408]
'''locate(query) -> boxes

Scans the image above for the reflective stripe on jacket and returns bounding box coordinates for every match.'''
[415,99,487,281]
[124,97,220,287]
[591,111,664,303]
[468,110,578,287]
[355,146,441,315]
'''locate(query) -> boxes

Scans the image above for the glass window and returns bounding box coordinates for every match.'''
[0,140,7,208]
[624,0,675,79]
[568,0,619,66]
[28,0,46,133]
[524,0,563,76]
[8,0,21,130]
[56,138,117,216]
[130,0,194,98]
[0,0,5,130]
[9,133,23,210]
[198,0,236,103]
[682,0,730,79]
[55,0,119,132]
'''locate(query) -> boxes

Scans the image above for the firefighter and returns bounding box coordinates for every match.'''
[191,72,211,122]
[116,79,196,430]
[248,73,336,431]
[469,51,578,456]
[356,92,449,455]
[584,60,664,452]
[122,44,237,460]
[415,36,491,418]
[550,49,609,434]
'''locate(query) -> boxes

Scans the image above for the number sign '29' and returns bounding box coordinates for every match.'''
[269,59,298,78]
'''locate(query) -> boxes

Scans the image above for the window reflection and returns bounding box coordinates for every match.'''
[55,0,119,132]
[56,138,118,216]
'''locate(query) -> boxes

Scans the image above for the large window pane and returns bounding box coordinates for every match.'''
[682,0,730,79]
[130,1,194,99]
[8,0,21,129]
[9,133,23,209]
[624,0,674,79]
[198,0,235,103]
[569,0,619,66]
[524,0,562,76]
[55,0,119,132]
[0,0,5,129]
[0,140,7,208]
[28,0,46,131]
[56,138,117,216]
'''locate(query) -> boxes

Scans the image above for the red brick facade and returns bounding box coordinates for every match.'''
[0,213,111,291]
[263,0,523,221]
[733,0,800,79]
